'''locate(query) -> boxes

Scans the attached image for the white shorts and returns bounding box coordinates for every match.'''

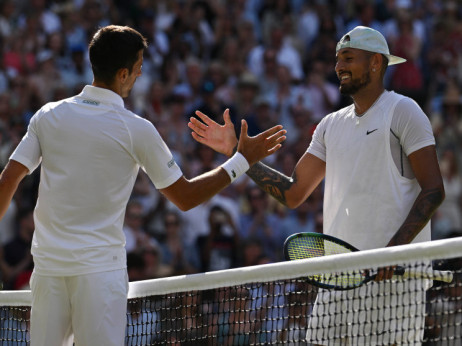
[306,279,430,345]
[29,269,129,346]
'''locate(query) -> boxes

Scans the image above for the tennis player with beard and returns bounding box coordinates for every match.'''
[188,26,445,345]
[0,25,286,346]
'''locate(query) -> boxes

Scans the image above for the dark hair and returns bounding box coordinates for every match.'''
[380,54,389,76]
[89,25,148,85]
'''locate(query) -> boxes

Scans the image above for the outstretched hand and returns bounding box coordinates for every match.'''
[189,109,286,164]
[188,109,238,157]
[236,119,286,166]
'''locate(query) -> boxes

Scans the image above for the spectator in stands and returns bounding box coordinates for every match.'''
[197,205,240,272]
[278,287,311,344]
[0,197,16,246]
[0,0,15,40]
[204,60,235,106]
[270,64,303,141]
[215,287,259,345]
[217,36,247,85]
[60,43,93,93]
[280,196,318,240]
[432,148,462,239]
[123,199,157,254]
[388,12,426,107]
[257,48,279,97]
[173,56,206,116]
[130,170,158,215]
[194,80,230,127]
[240,238,266,267]
[141,243,173,279]
[188,141,222,178]
[248,21,304,83]
[158,210,200,275]
[126,251,146,282]
[126,299,157,345]
[234,71,260,123]
[0,208,34,290]
[297,60,341,122]
[345,1,383,33]
[244,95,278,137]
[240,185,282,261]
[142,80,167,124]
[28,49,64,102]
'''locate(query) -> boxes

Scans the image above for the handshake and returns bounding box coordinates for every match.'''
[188,109,287,181]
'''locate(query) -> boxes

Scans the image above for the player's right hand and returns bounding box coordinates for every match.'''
[236,119,286,166]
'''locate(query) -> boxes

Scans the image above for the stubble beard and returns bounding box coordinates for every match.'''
[339,70,371,96]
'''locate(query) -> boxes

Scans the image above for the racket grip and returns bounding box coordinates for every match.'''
[398,268,453,283]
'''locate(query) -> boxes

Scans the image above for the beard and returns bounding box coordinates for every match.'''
[339,70,371,95]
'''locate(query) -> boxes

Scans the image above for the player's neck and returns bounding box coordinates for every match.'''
[352,86,385,116]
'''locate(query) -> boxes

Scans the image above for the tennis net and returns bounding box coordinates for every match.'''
[0,237,461,345]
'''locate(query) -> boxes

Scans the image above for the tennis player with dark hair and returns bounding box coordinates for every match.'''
[189,26,445,345]
[0,25,286,346]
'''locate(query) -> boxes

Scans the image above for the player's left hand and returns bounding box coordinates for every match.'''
[189,109,238,157]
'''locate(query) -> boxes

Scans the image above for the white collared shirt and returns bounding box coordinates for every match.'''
[10,85,183,276]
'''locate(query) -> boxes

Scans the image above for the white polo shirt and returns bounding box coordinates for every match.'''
[10,85,183,276]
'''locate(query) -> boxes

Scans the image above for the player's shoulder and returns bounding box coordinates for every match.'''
[31,97,72,122]
[122,108,153,127]
[387,90,422,112]
[119,108,159,137]
[42,96,73,110]
[390,92,428,126]
[322,103,354,123]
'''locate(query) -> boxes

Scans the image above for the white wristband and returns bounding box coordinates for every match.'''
[221,152,250,182]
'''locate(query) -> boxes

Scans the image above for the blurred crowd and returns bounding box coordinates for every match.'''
[0,0,461,290]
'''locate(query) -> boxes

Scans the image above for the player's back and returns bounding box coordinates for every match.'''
[29,87,145,275]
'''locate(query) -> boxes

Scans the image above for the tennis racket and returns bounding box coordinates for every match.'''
[284,232,454,290]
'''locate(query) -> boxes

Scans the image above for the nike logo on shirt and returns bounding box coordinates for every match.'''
[366,129,378,135]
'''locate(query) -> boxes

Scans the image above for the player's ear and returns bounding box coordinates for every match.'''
[117,68,129,84]
[370,53,382,74]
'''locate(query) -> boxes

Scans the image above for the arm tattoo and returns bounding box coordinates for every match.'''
[246,162,295,206]
[388,187,445,246]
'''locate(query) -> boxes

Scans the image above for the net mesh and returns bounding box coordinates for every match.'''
[0,237,461,345]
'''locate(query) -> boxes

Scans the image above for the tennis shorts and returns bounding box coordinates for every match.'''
[305,278,430,345]
[30,269,129,346]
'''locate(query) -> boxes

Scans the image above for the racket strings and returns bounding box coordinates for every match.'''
[286,236,367,289]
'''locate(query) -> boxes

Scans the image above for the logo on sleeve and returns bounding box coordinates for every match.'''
[231,170,236,178]
[167,159,175,168]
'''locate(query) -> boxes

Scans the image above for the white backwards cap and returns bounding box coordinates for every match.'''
[336,26,406,66]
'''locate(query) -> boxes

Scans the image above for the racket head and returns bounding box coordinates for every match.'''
[283,232,370,290]
[283,232,359,261]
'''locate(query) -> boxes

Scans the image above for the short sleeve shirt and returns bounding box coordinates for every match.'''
[10,85,183,276]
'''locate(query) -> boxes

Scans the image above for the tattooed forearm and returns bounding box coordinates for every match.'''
[246,162,295,205]
[387,187,445,246]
